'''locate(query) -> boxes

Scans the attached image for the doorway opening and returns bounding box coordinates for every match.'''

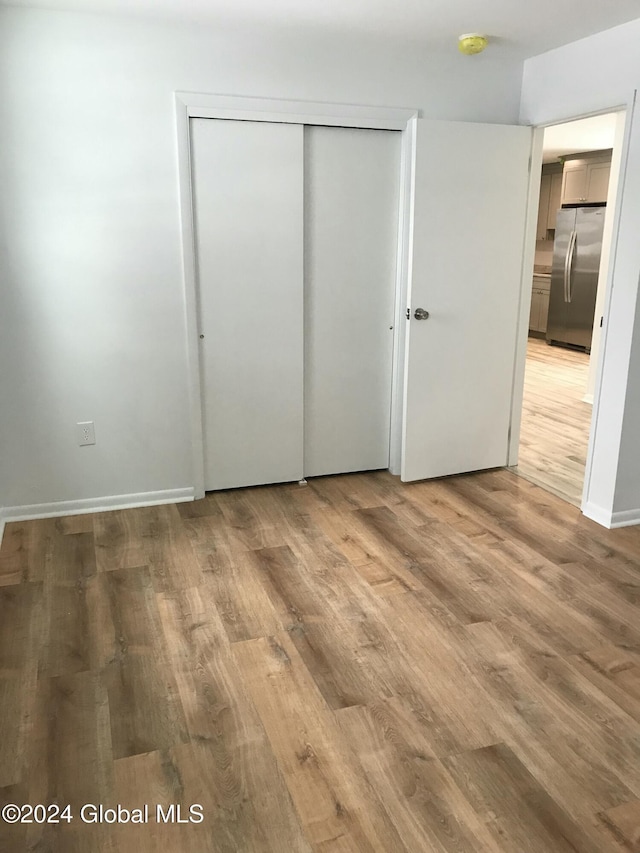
[512,110,626,506]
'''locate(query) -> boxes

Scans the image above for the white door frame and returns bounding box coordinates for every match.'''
[507,97,634,521]
[175,92,418,498]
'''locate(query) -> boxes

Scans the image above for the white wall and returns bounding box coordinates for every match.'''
[522,17,640,524]
[0,7,524,511]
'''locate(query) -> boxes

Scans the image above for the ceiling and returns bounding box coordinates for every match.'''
[543,113,619,164]
[1,0,640,59]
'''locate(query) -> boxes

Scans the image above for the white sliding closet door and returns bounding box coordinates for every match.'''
[304,126,401,478]
[191,119,304,491]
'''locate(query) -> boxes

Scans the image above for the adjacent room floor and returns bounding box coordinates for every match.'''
[2,469,640,852]
[514,337,592,506]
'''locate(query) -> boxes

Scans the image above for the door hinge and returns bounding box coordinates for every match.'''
[406,308,410,320]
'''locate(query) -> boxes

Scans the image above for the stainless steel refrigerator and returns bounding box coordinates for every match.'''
[546,205,606,352]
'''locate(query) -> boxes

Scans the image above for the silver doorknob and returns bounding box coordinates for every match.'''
[414,308,430,320]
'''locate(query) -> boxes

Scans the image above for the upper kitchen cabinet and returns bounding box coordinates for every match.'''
[547,169,563,229]
[536,163,563,240]
[561,150,612,205]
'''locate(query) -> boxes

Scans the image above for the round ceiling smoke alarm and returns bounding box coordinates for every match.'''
[458,33,489,55]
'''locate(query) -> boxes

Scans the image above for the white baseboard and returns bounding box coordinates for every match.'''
[581,501,613,528]
[582,501,640,529]
[0,488,195,542]
[609,507,640,528]
[582,392,594,405]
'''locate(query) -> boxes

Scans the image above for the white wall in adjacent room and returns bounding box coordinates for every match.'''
[522,17,640,524]
[0,7,524,510]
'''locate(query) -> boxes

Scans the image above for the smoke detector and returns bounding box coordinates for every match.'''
[458,33,488,55]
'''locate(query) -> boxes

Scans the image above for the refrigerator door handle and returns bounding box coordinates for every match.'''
[564,229,577,303]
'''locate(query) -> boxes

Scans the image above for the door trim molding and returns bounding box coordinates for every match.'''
[507,126,544,468]
[175,92,418,497]
[506,97,635,527]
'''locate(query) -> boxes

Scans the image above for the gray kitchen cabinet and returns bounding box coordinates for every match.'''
[536,173,551,240]
[529,275,551,335]
[585,160,611,203]
[536,163,563,239]
[536,173,551,241]
[547,170,563,230]
[561,151,612,205]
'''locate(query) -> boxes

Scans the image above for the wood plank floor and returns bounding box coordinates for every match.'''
[2,469,640,851]
[514,337,592,506]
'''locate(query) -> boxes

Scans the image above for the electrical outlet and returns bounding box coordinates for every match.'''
[76,421,96,446]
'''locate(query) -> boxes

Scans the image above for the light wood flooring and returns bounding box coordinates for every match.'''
[2,469,640,852]
[514,337,592,506]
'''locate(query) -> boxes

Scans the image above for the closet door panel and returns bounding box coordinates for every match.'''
[191,119,304,490]
[304,126,400,478]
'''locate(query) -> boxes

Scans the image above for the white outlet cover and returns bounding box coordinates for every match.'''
[76,421,96,446]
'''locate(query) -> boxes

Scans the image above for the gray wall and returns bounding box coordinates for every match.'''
[0,7,524,509]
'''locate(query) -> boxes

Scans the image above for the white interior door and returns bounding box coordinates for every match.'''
[191,118,304,490]
[402,119,532,481]
[304,125,400,478]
